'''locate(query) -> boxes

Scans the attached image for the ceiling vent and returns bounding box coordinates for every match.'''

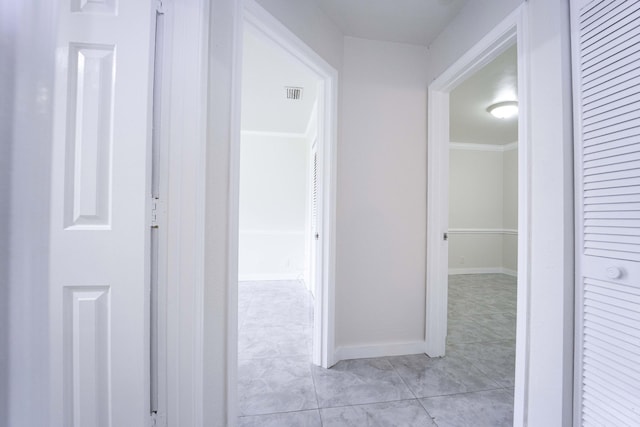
[285,86,303,100]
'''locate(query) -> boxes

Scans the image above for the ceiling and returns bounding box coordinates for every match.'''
[312,0,468,46]
[241,28,319,134]
[450,45,518,145]
[242,1,516,143]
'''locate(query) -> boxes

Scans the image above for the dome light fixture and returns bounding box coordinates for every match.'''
[487,101,518,119]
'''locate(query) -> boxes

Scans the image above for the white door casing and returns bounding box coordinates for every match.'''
[571,0,640,425]
[425,5,531,426]
[49,1,155,426]
[239,0,338,373]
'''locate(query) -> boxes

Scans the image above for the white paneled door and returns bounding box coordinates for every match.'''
[50,1,155,426]
[571,0,640,425]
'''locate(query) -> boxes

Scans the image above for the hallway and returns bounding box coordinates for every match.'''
[237,274,516,426]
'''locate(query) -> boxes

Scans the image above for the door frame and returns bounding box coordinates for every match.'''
[424,5,531,425]
[233,0,339,367]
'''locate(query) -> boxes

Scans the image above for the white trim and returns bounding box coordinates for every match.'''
[448,228,518,236]
[503,141,519,151]
[237,0,339,375]
[162,0,210,425]
[570,1,584,425]
[240,129,308,138]
[449,141,518,152]
[514,8,531,426]
[449,267,518,277]
[425,5,530,426]
[227,1,244,425]
[304,100,319,140]
[425,90,449,358]
[238,274,305,282]
[334,341,427,362]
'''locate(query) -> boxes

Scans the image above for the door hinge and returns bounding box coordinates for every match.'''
[150,197,165,228]
[443,232,448,241]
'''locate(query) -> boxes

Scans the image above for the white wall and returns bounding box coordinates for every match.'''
[428,0,574,424]
[241,28,319,134]
[238,133,310,280]
[448,146,518,275]
[425,0,525,82]
[450,149,504,229]
[336,36,429,353]
[0,0,55,425]
[255,0,344,71]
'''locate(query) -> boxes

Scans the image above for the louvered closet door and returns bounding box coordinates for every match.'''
[572,0,640,425]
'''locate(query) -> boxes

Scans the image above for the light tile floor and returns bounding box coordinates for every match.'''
[238,274,516,426]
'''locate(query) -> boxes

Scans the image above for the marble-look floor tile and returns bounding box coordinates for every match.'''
[237,275,517,425]
[389,354,499,398]
[238,410,322,427]
[241,281,311,300]
[239,325,311,360]
[446,315,503,344]
[479,312,516,338]
[242,303,313,329]
[320,399,436,427]
[312,358,414,408]
[238,357,317,416]
[420,389,514,427]
[450,340,516,387]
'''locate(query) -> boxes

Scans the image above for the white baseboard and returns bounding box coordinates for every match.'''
[238,273,304,282]
[449,267,517,277]
[333,341,426,362]
[501,268,517,277]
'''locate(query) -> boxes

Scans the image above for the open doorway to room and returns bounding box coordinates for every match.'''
[442,44,519,419]
[425,9,530,425]
[235,14,336,418]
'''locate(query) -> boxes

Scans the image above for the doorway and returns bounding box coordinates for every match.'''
[446,44,519,420]
[425,7,530,426]
[232,3,339,420]
[236,23,321,416]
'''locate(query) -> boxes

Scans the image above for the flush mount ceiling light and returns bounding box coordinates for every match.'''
[487,101,518,119]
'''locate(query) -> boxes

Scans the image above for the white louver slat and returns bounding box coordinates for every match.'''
[572,0,640,425]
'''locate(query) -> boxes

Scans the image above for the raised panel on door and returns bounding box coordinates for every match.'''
[572,0,640,425]
[50,1,155,425]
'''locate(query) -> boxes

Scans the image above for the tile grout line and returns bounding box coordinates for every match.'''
[417,398,440,427]
[307,295,323,426]
[238,408,322,418]
[386,358,418,400]
[309,360,324,426]
[386,358,441,427]
[312,396,433,411]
